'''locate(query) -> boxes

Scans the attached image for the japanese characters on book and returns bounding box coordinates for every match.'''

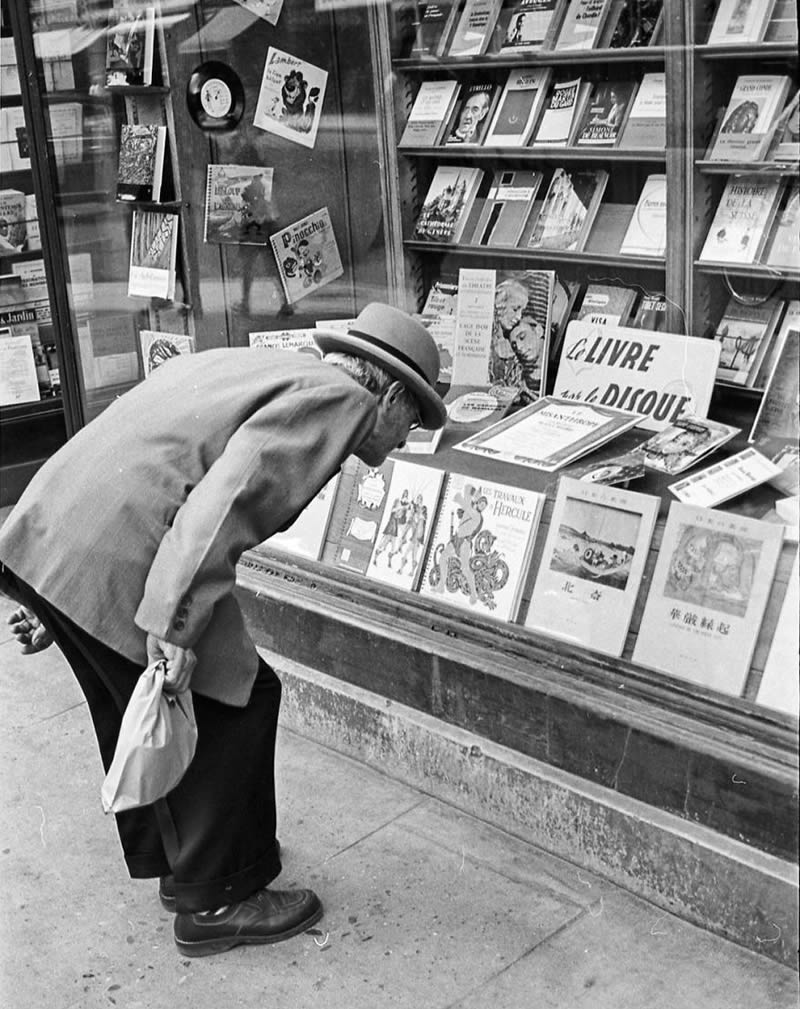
[699,176,784,265]
[631,416,740,475]
[526,477,659,656]
[755,550,799,716]
[105,1,155,87]
[413,166,484,243]
[398,80,460,147]
[632,503,784,697]
[484,67,552,147]
[269,207,343,304]
[127,210,179,300]
[617,72,666,148]
[262,473,340,561]
[253,48,328,150]
[204,165,275,245]
[669,447,783,507]
[619,174,667,257]
[524,168,607,252]
[117,124,166,203]
[139,329,195,377]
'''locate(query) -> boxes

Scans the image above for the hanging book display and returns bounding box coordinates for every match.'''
[269,207,343,304]
[127,210,179,301]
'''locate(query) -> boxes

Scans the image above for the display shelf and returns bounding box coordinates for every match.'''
[114,199,184,211]
[402,147,667,163]
[104,84,170,96]
[695,261,800,283]
[695,159,800,175]
[695,43,798,61]
[405,240,665,270]
[394,47,666,72]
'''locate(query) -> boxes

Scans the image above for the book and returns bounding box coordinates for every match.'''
[0,189,28,256]
[574,80,637,146]
[139,330,195,376]
[253,48,328,150]
[706,75,792,162]
[532,77,591,146]
[617,72,666,148]
[443,383,518,432]
[631,416,740,475]
[447,0,504,55]
[630,292,667,331]
[418,471,546,621]
[454,395,640,471]
[0,106,30,173]
[699,176,785,265]
[619,174,666,257]
[525,476,659,656]
[575,283,637,327]
[262,473,340,561]
[34,25,75,91]
[204,165,276,245]
[0,330,41,406]
[398,80,460,148]
[127,211,179,301]
[669,447,783,507]
[749,328,800,445]
[484,67,552,147]
[553,0,614,49]
[116,124,166,203]
[755,550,799,716]
[706,0,776,45]
[763,90,800,162]
[321,458,396,575]
[366,461,446,592]
[488,270,554,399]
[269,206,343,305]
[569,451,646,485]
[409,1,461,56]
[105,1,155,87]
[525,167,608,252]
[765,443,799,496]
[632,502,784,697]
[603,0,663,47]
[248,329,320,354]
[552,321,720,431]
[763,0,799,42]
[451,267,497,385]
[751,300,800,390]
[443,82,501,146]
[712,295,784,386]
[48,101,83,166]
[413,166,484,243]
[762,181,799,270]
[417,276,459,382]
[493,0,566,52]
[468,169,543,247]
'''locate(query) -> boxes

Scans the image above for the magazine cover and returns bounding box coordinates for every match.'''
[269,207,343,304]
[484,67,552,147]
[139,329,195,376]
[204,165,275,245]
[631,416,740,475]
[526,168,608,252]
[127,211,179,300]
[253,47,328,149]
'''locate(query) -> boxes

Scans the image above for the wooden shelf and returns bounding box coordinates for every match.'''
[695,42,798,61]
[405,239,665,269]
[695,261,800,283]
[403,146,666,163]
[696,159,800,175]
[394,46,667,72]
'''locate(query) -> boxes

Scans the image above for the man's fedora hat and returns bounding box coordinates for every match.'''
[314,302,446,430]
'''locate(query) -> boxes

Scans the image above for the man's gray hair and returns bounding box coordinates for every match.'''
[323,352,417,411]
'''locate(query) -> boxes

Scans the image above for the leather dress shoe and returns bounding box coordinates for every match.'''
[159,841,281,912]
[174,887,323,957]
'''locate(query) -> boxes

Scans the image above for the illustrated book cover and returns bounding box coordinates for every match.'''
[668,447,783,508]
[253,47,328,150]
[204,164,275,246]
[619,174,667,257]
[525,476,659,656]
[492,0,565,53]
[631,415,740,475]
[139,330,195,377]
[553,0,614,49]
[418,470,546,622]
[269,207,343,304]
[446,0,504,56]
[442,82,501,146]
[408,1,461,57]
[484,67,552,147]
[617,72,666,148]
[413,166,484,243]
[630,291,667,331]
[712,295,784,386]
[762,181,799,270]
[706,74,792,162]
[575,283,637,327]
[127,211,179,301]
[321,458,396,575]
[749,328,800,445]
[699,175,785,265]
[454,395,640,471]
[398,80,460,148]
[105,0,154,87]
[574,79,637,146]
[755,549,799,716]
[525,167,608,252]
[468,169,543,247]
[706,0,776,45]
[365,461,446,593]
[532,77,591,146]
[632,501,784,697]
[488,269,554,400]
[116,124,166,203]
[261,473,340,562]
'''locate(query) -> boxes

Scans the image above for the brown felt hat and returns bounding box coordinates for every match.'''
[314,302,446,429]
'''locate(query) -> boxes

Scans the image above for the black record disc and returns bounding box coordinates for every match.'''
[186,61,245,132]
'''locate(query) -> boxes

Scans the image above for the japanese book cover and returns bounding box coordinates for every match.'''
[365,461,445,593]
[105,1,154,87]
[253,47,328,150]
[632,503,784,697]
[204,165,275,245]
[574,80,637,146]
[631,416,740,475]
[525,168,608,252]
[139,329,195,376]
[398,80,460,148]
[418,471,545,621]
[117,124,166,203]
[127,211,179,301]
[493,0,565,53]
[269,207,343,304]
[755,549,799,716]
[260,473,340,561]
[553,0,614,49]
[484,67,552,147]
[617,72,666,148]
[321,458,395,575]
[619,174,667,257]
[413,166,484,243]
[525,476,659,656]
[699,175,784,265]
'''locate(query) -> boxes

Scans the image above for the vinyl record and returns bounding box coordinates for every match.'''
[186,61,245,131]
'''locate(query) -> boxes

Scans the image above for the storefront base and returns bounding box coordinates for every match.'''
[266,649,798,969]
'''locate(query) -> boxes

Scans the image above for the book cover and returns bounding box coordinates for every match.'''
[632,415,740,475]
[574,80,637,146]
[413,166,484,243]
[706,0,775,45]
[604,0,663,47]
[617,72,666,148]
[105,1,154,87]
[526,167,608,252]
[447,0,504,55]
[532,77,587,145]
[116,124,166,203]
[262,473,340,561]
[755,550,799,716]
[619,174,667,257]
[699,175,784,265]
[632,502,783,697]
[419,471,546,621]
[749,329,800,444]
[575,283,637,326]
[398,80,460,148]
[253,48,328,150]
[764,90,800,162]
[454,395,640,471]
[553,0,614,49]
[451,267,497,386]
[443,82,501,146]
[409,1,460,56]
[0,106,31,173]
[0,330,41,407]
[139,330,195,376]
[269,207,343,304]
[321,458,396,575]
[762,181,799,270]
[417,276,459,382]
[35,26,75,91]
[469,169,543,247]
[552,321,720,431]
[248,329,320,355]
[0,189,27,256]
[127,211,179,300]
[204,165,276,246]
[630,291,667,331]
[707,74,792,162]
[366,461,446,592]
[493,0,564,53]
[525,476,659,656]
[763,0,799,42]
[488,270,554,400]
[752,299,799,390]
[484,67,552,147]
[669,447,783,507]
[713,295,784,386]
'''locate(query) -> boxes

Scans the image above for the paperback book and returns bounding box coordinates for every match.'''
[321,458,395,575]
[603,0,663,48]
[409,1,460,56]
[669,447,783,507]
[446,0,504,56]
[398,80,460,148]
[574,80,637,146]
[617,72,666,148]
[105,1,154,87]
[553,0,614,50]
[630,292,667,331]
[488,270,554,400]
[525,476,659,657]
[706,0,775,45]
[253,48,328,150]
[755,550,799,716]
[468,169,543,247]
[699,175,784,265]
[631,415,740,475]
[269,207,343,304]
[762,181,799,270]
[525,167,608,252]
[619,174,666,256]
[262,473,340,561]
[127,211,179,301]
[443,82,501,146]
[413,166,484,243]
[632,502,784,697]
[418,471,546,621]
[139,330,195,376]
[763,90,800,161]
[116,124,166,203]
[706,74,792,162]
[751,300,799,390]
[492,0,565,53]
[484,67,552,147]
[204,165,275,245]
[712,295,784,386]
[575,283,637,327]
[532,77,591,146]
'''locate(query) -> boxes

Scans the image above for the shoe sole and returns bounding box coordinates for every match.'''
[174,904,324,958]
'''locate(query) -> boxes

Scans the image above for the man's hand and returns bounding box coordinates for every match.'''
[7,606,53,654]
[146,634,196,694]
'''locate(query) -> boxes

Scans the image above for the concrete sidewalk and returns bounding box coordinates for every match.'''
[0,596,797,1009]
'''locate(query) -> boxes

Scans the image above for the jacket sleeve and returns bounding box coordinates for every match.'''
[134,381,375,646]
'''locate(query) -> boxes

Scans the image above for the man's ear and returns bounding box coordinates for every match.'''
[386,380,406,405]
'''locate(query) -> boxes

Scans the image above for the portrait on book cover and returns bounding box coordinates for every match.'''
[445,87,494,145]
[549,497,641,590]
[488,272,552,401]
[664,524,758,618]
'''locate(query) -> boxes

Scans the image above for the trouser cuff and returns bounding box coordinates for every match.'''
[172,842,282,914]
